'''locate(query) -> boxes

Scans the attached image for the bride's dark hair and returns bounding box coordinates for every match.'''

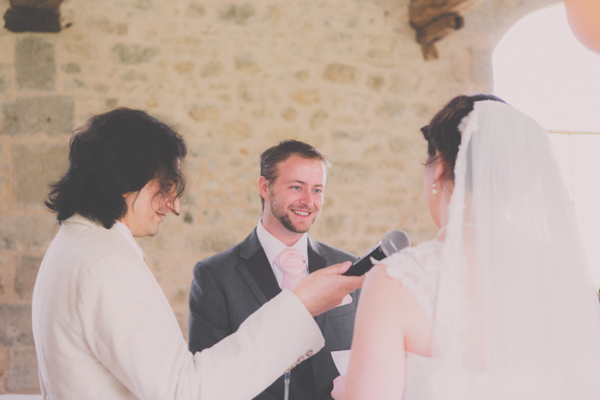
[421,94,505,181]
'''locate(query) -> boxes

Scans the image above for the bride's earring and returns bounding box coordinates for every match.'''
[432,183,438,195]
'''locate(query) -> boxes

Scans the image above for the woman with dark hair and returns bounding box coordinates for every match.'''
[45,107,187,229]
[332,95,600,399]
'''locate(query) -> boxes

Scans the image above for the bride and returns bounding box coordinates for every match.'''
[333,95,600,399]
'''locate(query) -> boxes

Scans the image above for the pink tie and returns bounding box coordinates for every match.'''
[275,248,306,291]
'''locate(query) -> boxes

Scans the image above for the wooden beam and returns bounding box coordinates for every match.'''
[410,0,486,29]
[409,0,487,60]
[416,13,464,60]
[4,0,62,32]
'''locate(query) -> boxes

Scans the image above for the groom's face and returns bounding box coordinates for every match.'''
[264,155,326,234]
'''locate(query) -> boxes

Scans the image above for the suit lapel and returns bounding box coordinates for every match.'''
[307,237,327,273]
[237,229,281,304]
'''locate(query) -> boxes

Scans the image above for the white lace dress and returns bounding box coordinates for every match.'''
[384,238,443,400]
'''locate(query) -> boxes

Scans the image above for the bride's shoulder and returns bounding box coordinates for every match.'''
[383,238,442,279]
[385,238,442,264]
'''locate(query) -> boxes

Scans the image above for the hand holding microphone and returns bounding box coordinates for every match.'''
[343,230,410,276]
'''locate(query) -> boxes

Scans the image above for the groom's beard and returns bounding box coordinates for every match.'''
[269,194,320,234]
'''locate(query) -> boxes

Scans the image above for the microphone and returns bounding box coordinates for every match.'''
[343,230,410,276]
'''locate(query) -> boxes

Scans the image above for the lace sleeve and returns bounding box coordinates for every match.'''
[383,240,441,322]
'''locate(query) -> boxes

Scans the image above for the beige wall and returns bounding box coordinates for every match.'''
[0,0,557,393]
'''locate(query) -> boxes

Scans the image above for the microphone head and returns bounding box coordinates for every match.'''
[380,230,410,257]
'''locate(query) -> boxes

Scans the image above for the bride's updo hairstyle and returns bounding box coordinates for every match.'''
[421,94,505,181]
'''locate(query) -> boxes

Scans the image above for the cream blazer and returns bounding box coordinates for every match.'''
[32,215,324,399]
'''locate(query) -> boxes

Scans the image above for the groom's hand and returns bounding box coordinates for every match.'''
[293,261,364,317]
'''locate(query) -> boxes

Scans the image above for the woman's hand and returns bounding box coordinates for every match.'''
[331,375,347,400]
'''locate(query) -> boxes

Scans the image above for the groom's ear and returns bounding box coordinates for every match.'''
[258,176,270,202]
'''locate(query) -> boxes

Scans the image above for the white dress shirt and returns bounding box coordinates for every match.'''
[256,219,309,288]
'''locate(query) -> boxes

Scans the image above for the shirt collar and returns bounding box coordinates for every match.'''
[113,221,145,261]
[256,219,309,268]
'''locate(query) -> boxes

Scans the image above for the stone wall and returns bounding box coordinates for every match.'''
[0,0,556,393]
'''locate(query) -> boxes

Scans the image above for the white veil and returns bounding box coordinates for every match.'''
[431,100,600,399]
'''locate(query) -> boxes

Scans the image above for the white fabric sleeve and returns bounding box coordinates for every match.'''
[77,252,324,400]
[384,248,438,322]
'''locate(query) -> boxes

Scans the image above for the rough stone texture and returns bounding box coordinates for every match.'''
[0,305,33,347]
[13,143,69,209]
[0,255,16,302]
[0,0,565,393]
[0,66,10,93]
[218,4,256,25]
[15,37,55,91]
[111,44,159,65]
[15,256,42,302]
[2,96,74,137]
[323,63,356,84]
[0,214,59,252]
[0,347,8,392]
[7,348,39,392]
[61,62,81,74]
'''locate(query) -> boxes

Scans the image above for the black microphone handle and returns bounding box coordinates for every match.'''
[343,246,387,276]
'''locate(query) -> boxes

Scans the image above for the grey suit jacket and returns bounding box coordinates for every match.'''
[189,229,359,400]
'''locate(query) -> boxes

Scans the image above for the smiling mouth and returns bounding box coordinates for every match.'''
[292,210,310,216]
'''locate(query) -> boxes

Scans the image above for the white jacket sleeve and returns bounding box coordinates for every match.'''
[78,251,324,400]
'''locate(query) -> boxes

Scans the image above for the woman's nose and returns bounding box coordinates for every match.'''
[166,196,181,215]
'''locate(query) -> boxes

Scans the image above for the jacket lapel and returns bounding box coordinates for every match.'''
[307,236,327,273]
[237,229,281,304]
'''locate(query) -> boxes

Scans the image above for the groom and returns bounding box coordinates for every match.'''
[189,140,359,400]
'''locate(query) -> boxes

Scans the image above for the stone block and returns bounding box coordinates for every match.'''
[186,2,206,18]
[323,63,356,84]
[184,228,237,253]
[290,90,320,106]
[0,213,59,252]
[281,107,296,121]
[7,347,39,392]
[329,161,373,185]
[13,142,69,209]
[309,110,329,130]
[61,63,81,74]
[367,75,385,91]
[221,120,250,140]
[111,44,159,65]
[218,4,256,25]
[200,60,223,77]
[376,101,405,118]
[15,255,42,301]
[0,346,8,392]
[2,96,74,137]
[0,175,12,209]
[0,254,16,301]
[133,0,152,10]
[15,37,55,91]
[0,66,11,93]
[0,304,33,346]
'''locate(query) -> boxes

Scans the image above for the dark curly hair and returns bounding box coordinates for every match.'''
[259,140,330,210]
[421,94,506,181]
[46,108,187,229]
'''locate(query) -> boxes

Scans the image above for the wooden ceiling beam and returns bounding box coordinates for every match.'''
[4,0,63,33]
[410,0,487,60]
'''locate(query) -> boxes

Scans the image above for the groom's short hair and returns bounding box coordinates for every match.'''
[259,140,330,210]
